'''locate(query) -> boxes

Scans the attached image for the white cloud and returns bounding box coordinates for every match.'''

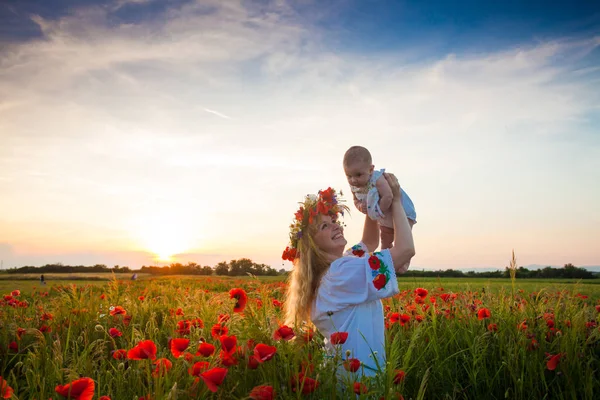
[0,1,599,269]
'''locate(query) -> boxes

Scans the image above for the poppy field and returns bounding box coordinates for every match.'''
[1,276,600,399]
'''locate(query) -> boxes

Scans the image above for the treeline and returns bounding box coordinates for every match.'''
[404,264,596,279]
[213,259,280,276]
[140,259,279,276]
[4,259,281,277]
[5,263,132,274]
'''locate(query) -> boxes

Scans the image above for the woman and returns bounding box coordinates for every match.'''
[283,173,415,377]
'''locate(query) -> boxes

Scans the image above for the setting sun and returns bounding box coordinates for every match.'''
[132,212,197,263]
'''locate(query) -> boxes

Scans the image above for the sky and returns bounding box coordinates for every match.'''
[1,0,599,271]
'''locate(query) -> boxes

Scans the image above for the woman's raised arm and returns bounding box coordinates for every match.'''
[383,173,416,273]
[361,213,380,252]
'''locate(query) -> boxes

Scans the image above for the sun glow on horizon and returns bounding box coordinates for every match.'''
[132,212,200,264]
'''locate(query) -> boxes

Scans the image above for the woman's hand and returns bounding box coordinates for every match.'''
[383,172,402,201]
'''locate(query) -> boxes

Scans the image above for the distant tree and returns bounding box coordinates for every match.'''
[215,261,229,276]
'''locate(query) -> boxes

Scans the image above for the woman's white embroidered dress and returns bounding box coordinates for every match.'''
[311,242,399,376]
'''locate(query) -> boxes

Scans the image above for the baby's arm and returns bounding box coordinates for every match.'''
[352,192,367,214]
[375,175,393,213]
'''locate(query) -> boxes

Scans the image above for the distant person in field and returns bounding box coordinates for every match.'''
[343,145,417,251]
[40,274,45,285]
[282,174,415,379]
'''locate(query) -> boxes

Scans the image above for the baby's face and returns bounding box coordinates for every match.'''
[344,160,373,187]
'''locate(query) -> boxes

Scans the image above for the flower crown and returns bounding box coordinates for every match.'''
[282,187,349,262]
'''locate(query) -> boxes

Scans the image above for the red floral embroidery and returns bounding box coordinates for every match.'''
[373,274,387,290]
[368,255,380,270]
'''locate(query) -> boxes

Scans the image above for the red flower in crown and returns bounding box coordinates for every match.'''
[283,188,348,261]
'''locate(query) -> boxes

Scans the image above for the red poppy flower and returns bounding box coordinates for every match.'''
[546,353,563,371]
[229,288,248,313]
[546,319,555,328]
[40,325,52,333]
[108,328,122,338]
[199,367,228,392]
[99,396,111,400]
[248,355,260,369]
[123,315,132,326]
[353,382,368,394]
[112,349,127,360]
[373,274,387,290]
[282,246,297,262]
[272,299,282,308]
[170,338,190,358]
[55,377,95,400]
[477,308,491,320]
[11,290,20,297]
[8,342,17,352]
[399,314,411,326]
[219,335,237,354]
[152,358,173,377]
[343,358,361,372]
[254,343,277,362]
[109,306,126,316]
[100,294,106,300]
[176,320,191,335]
[295,207,304,221]
[301,328,315,343]
[488,323,498,332]
[414,288,428,298]
[183,352,195,362]
[211,324,228,339]
[330,331,348,345]
[368,255,381,270]
[0,377,13,399]
[219,349,239,366]
[127,340,157,360]
[41,312,54,320]
[191,318,204,329]
[596,305,600,313]
[189,361,210,376]
[196,342,216,357]
[273,325,295,341]
[291,373,319,394]
[393,370,406,384]
[249,385,274,400]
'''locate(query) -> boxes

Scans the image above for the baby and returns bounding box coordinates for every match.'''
[343,145,417,250]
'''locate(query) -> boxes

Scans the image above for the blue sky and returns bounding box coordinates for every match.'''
[0,0,599,270]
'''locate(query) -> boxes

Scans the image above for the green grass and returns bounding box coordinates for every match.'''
[0,275,599,399]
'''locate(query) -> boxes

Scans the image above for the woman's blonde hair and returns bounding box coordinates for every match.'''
[284,217,331,327]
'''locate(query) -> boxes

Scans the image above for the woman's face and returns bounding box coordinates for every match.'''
[312,215,347,257]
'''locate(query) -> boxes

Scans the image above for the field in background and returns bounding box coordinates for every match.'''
[2,274,599,398]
